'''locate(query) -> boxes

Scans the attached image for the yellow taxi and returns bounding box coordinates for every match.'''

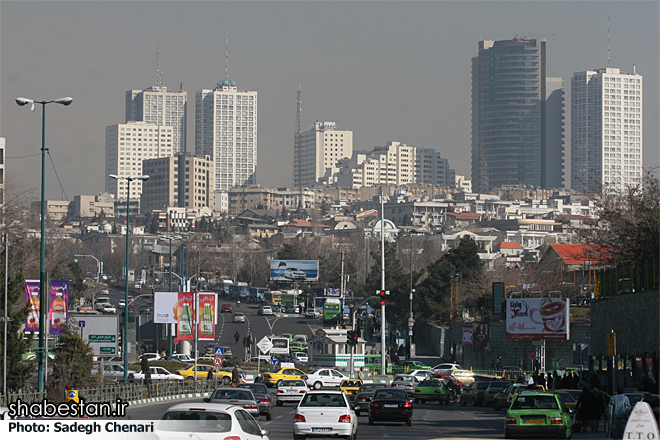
[451,369,476,384]
[176,364,232,382]
[262,367,307,386]
[340,379,363,396]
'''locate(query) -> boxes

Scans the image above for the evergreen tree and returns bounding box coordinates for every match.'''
[0,261,33,392]
[49,325,94,394]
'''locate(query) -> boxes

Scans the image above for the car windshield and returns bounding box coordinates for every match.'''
[159,411,232,432]
[557,392,576,403]
[511,395,559,410]
[359,384,384,392]
[489,381,512,388]
[394,376,414,382]
[212,390,253,401]
[374,390,408,400]
[239,384,268,394]
[300,393,346,407]
[341,380,361,387]
[281,380,305,387]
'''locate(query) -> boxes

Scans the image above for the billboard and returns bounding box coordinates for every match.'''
[25,280,41,334]
[270,260,319,282]
[49,280,69,335]
[70,313,119,356]
[506,298,570,340]
[197,292,217,340]
[154,292,178,324]
[177,292,195,341]
[473,323,491,352]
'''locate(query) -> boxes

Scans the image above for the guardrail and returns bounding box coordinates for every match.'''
[0,391,47,408]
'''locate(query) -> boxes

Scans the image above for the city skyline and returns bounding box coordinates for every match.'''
[1,2,657,201]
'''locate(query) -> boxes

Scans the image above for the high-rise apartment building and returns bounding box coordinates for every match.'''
[0,137,4,208]
[195,79,257,192]
[415,148,456,188]
[571,67,643,191]
[105,121,175,200]
[141,153,214,211]
[335,141,416,188]
[472,38,565,193]
[293,121,354,187]
[126,86,187,154]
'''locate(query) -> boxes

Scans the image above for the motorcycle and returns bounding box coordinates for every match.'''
[236,300,241,308]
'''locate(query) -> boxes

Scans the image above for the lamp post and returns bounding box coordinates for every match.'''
[380,187,386,374]
[16,96,72,392]
[109,174,149,384]
[74,254,101,282]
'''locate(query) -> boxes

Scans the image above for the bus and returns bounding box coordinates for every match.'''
[249,287,270,302]
[323,298,342,325]
[229,282,249,300]
[269,336,290,356]
[265,291,283,305]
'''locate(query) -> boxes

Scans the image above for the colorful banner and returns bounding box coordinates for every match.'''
[462,326,473,345]
[270,260,319,282]
[49,280,69,335]
[197,292,216,340]
[154,292,178,324]
[506,298,570,340]
[25,280,41,334]
[473,323,491,352]
[176,292,194,341]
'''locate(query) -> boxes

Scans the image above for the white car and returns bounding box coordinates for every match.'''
[233,312,246,323]
[304,309,320,319]
[284,267,307,280]
[91,363,126,379]
[293,390,358,440]
[129,366,184,382]
[432,362,462,372]
[276,379,308,405]
[98,302,116,314]
[168,353,194,363]
[293,352,309,364]
[305,368,347,389]
[259,306,273,315]
[157,402,270,440]
[402,369,433,381]
[140,352,162,362]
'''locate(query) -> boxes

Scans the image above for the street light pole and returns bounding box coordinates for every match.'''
[380,187,386,374]
[16,96,72,392]
[109,174,149,384]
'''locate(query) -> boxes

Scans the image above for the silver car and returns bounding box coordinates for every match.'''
[276,379,308,406]
[237,383,275,420]
[204,388,260,418]
[233,312,246,323]
[391,374,421,397]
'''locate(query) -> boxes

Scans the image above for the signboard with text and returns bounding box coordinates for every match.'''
[270,260,319,282]
[70,313,119,356]
[506,298,570,340]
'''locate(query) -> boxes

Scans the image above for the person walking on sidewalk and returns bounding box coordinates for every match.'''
[609,386,631,439]
[231,365,241,387]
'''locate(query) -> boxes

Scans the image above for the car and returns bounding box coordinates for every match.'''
[233,312,246,323]
[484,380,513,406]
[461,381,491,406]
[432,362,462,372]
[237,383,275,421]
[402,369,433,381]
[259,305,273,315]
[495,384,547,411]
[139,304,153,314]
[221,304,233,313]
[368,387,413,426]
[504,392,573,439]
[99,302,116,314]
[285,305,301,314]
[340,379,363,397]
[280,333,295,342]
[204,387,260,418]
[91,363,126,380]
[305,309,320,319]
[450,369,477,384]
[262,367,306,387]
[399,360,432,370]
[276,379,308,405]
[284,267,307,280]
[429,372,465,389]
[129,366,184,383]
[168,353,194,363]
[414,379,450,405]
[139,352,162,362]
[293,390,358,440]
[289,341,307,353]
[292,352,309,364]
[177,365,232,383]
[157,402,270,440]
[292,334,308,345]
[391,374,421,397]
[305,368,347,389]
[353,383,387,416]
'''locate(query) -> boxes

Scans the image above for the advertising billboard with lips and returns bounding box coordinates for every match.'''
[506,298,570,340]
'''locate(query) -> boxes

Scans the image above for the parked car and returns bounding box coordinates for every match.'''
[305,368,347,389]
[204,388,260,418]
[276,379,308,406]
[237,383,275,420]
[504,392,573,439]
[391,374,421,397]
[91,363,125,380]
[461,381,491,406]
[233,312,246,323]
[293,390,358,439]
[259,306,273,316]
[129,366,184,383]
[157,402,270,440]
[414,379,450,405]
[368,388,413,426]
[354,383,388,416]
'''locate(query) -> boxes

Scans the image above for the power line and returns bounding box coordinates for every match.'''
[47,151,69,201]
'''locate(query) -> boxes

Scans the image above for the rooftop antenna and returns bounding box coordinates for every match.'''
[295,84,302,193]
[607,16,610,68]
[155,43,160,89]
[225,33,229,81]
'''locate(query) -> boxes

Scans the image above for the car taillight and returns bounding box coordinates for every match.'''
[434,390,444,393]
[260,398,269,404]
[415,389,421,393]
[338,414,351,423]
[505,417,517,425]
[300,390,307,393]
[277,390,283,394]
[404,401,412,408]
[222,437,241,440]
[243,405,258,410]
[303,375,308,380]
[550,417,563,425]
[358,396,367,401]
[294,414,306,423]
[370,401,378,408]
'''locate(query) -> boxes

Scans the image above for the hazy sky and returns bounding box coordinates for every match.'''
[1,1,658,201]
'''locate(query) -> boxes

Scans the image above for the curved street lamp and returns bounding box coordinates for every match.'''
[16,96,72,392]
[109,174,149,383]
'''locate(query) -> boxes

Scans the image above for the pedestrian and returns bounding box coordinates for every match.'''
[588,387,606,433]
[232,365,241,387]
[357,367,365,382]
[546,372,553,390]
[207,369,214,381]
[575,384,591,432]
[496,356,502,370]
[490,359,496,370]
[609,386,631,440]
[234,331,240,345]
[639,373,657,393]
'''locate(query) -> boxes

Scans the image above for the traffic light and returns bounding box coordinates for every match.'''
[215,270,220,279]
[346,330,353,346]
[199,270,204,278]
[380,290,386,306]
[351,330,359,346]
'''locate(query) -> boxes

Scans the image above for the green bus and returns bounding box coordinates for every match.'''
[323,298,341,325]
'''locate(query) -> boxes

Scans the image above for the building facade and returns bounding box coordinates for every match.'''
[0,137,4,209]
[141,153,214,211]
[105,121,176,201]
[415,148,456,187]
[335,141,416,188]
[571,67,643,191]
[72,193,115,218]
[195,79,257,192]
[293,121,354,188]
[472,38,565,192]
[125,86,187,154]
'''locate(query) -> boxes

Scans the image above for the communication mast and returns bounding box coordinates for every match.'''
[295,86,302,207]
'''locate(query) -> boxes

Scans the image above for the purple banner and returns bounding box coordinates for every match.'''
[25,280,41,334]
[49,280,69,335]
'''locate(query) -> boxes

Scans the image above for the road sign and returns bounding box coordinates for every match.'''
[173,338,179,344]
[529,352,536,360]
[242,372,247,379]
[257,336,273,355]
[214,346,225,357]
[271,358,279,366]
[89,335,115,343]
[607,332,616,356]
[213,356,223,366]
[78,321,85,328]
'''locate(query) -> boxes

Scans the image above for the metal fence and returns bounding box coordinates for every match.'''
[595,256,658,299]
[0,391,47,408]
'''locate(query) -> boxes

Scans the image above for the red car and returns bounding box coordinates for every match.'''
[221,304,232,313]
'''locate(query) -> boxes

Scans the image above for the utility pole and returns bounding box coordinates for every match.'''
[380,187,386,374]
